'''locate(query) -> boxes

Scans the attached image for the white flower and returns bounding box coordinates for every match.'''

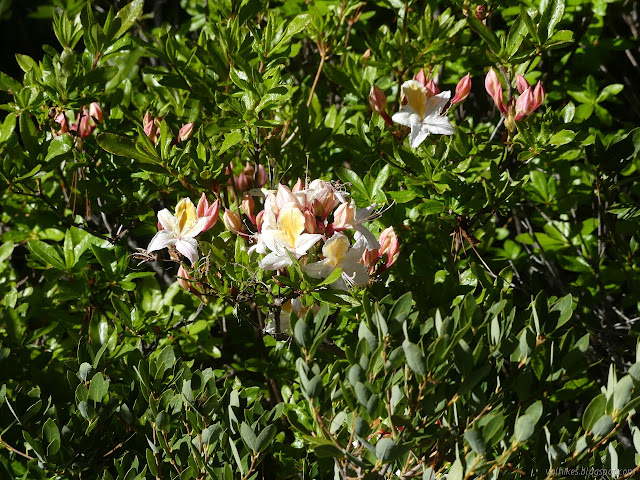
[392,80,455,148]
[147,198,210,265]
[257,204,323,270]
[304,233,369,290]
[332,201,381,250]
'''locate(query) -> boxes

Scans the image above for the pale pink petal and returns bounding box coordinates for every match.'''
[157,209,178,232]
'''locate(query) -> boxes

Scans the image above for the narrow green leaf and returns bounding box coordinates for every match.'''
[28,240,66,271]
[115,0,144,39]
[467,16,501,53]
[97,133,160,164]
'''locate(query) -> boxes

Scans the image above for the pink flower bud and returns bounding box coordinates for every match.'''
[78,107,93,138]
[196,193,220,232]
[515,74,529,95]
[143,111,157,144]
[362,248,381,274]
[241,194,256,224]
[54,112,68,135]
[223,209,244,235]
[304,210,317,234]
[255,210,264,233]
[235,173,250,193]
[178,122,194,142]
[332,202,355,230]
[425,79,440,98]
[532,81,545,110]
[256,164,267,188]
[485,68,506,114]
[515,88,534,121]
[414,68,428,87]
[451,74,471,105]
[89,102,103,123]
[177,265,193,291]
[369,85,387,114]
[378,226,399,270]
[292,177,304,193]
[244,161,255,178]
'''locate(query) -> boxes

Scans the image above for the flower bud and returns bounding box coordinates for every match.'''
[304,210,317,234]
[369,85,387,114]
[223,209,244,235]
[78,107,93,138]
[332,201,355,230]
[425,78,440,98]
[242,194,256,224]
[243,161,255,178]
[178,122,194,142]
[485,67,506,114]
[255,210,265,233]
[362,248,381,274]
[414,68,428,87]
[256,164,267,188]
[89,102,103,123]
[54,112,68,135]
[196,193,220,232]
[532,81,545,110]
[235,172,251,193]
[143,111,157,144]
[515,74,529,95]
[292,177,304,193]
[451,73,471,105]
[515,88,534,121]
[378,226,399,269]
[177,265,194,291]
[361,48,371,63]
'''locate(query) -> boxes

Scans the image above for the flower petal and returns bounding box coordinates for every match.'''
[391,109,418,127]
[409,122,430,148]
[157,209,178,233]
[175,237,199,265]
[259,251,292,270]
[304,260,334,279]
[294,233,324,256]
[147,230,176,252]
[354,226,380,251]
[421,115,455,136]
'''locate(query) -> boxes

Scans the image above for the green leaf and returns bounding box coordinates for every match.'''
[0,114,16,143]
[28,240,66,271]
[467,15,501,54]
[0,71,22,92]
[514,415,534,442]
[549,130,576,147]
[240,422,257,452]
[88,372,110,403]
[544,29,573,48]
[375,437,397,461]
[19,111,39,155]
[314,443,344,458]
[219,130,243,154]
[551,294,573,328]
[504,15,527,59]
[402,340,426,376]
[335,167,369,203]
[45,135,72,161]
[255,424,276,453]
[613,376,634,412]
[561,102,575,123]
[389,293,413,324]
[591,415,614,437]
[115,0,144,39]
[538,0,565,43]
[464,429,486,454]
[582,394,606,432]
[42,418,61,456]
[97,133,160,164]
[317,267,342,287]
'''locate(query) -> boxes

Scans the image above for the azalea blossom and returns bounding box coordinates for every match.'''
[330,200,381,250]
[304,233,369,290]
[256,203,324,270]
[147,198,211,265]
[392,80,455,148]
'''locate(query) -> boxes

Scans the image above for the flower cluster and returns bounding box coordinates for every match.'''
[143,111,194,145]
[54,102,103,139]
[220,180,400,290]
[485,67,545,131]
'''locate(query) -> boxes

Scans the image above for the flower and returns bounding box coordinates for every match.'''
[256,203,323,270]
[147,198,211,265]
[485,68,545,129]
[485,67,506,114]
[378,226,400,269]
[330,200,381,250]
[304,233,369,290]
[392,80,455,148]
[223,209,244,235]
[369,85,394,127]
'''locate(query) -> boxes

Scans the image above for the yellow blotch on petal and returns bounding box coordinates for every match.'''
[403,80,428,120]
[323,235,350,267]
[276,206,305,248]
[175,198,198,233]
